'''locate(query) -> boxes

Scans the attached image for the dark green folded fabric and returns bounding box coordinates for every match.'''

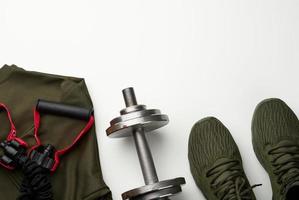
[0,65,112,200]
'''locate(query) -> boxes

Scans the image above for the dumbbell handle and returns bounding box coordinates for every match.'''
[134,130,170,200]
[133,128,159,185]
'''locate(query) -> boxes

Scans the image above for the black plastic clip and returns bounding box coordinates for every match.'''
[0,140,28,168]
[29,144,56,170]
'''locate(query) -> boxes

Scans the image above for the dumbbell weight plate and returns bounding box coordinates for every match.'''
[134,185,182,200]
[110,109,162,124]
[107,111,169,138]
[122,178,186,200]
[120,105,147,115]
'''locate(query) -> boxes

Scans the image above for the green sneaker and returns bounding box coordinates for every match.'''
[252,98,299,200]
[188,117,258,200]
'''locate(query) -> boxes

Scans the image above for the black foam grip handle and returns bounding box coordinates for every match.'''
[36,99,93,121]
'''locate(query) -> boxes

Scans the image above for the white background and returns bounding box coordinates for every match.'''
[1,0,299,199]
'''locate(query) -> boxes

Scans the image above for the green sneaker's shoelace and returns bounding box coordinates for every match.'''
[206,159,261,200]
[268,140,299,194]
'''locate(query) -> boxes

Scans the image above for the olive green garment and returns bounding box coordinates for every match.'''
[0,65,112,200]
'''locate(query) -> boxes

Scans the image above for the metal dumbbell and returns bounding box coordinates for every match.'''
[106,87,185,200]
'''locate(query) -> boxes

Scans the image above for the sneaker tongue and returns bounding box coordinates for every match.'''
[285,181,299,200]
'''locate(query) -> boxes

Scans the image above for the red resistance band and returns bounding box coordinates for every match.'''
[0,103,95,172]
[0,103,28,170]
[31,109,95,172]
